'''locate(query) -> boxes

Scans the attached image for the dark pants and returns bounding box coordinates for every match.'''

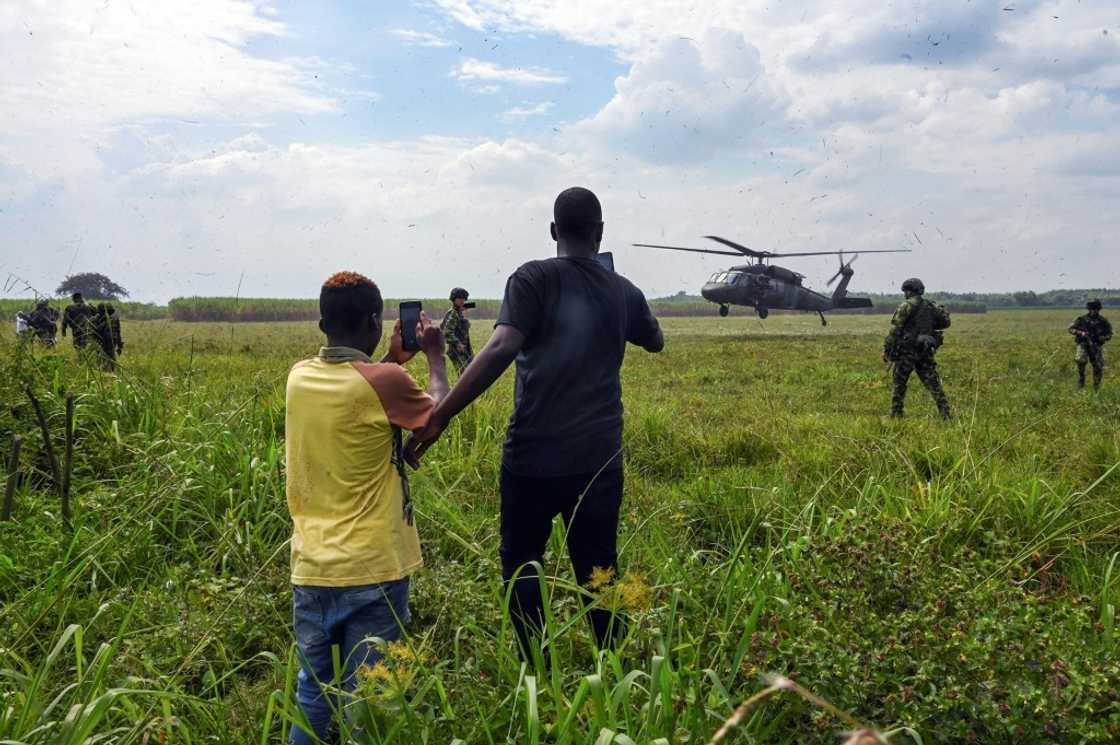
[500,467,625,658]
[96,340,117,371]
[892,353,951,418]
[1076,343,1104,389]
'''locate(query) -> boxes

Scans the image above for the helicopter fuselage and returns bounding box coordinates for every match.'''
[700,263,833,314]
[632,234,896,322]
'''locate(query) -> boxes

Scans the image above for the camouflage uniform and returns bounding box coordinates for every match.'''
[884,296,952,419]
[1069,312,1112,389]
[27,303,58,345]
[91,304,122,371]
[61,302,96,349]
[441,306,473,372]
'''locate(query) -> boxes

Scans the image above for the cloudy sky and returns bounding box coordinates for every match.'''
[1,1,1117,302]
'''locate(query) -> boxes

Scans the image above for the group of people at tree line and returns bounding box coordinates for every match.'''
[15,291,125,369]
[283,186,1110,742]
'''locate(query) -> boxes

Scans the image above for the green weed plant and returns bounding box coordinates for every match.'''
[1,310,1118,743]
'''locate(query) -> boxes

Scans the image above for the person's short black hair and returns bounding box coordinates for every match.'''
[553,187,603,241]
[320,271,383,334]
[71,292,83,301]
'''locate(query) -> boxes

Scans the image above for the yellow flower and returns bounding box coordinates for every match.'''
[358,662,394,685]
[387,641,417,664]
[614,572,652,612]
[587,566,616,591]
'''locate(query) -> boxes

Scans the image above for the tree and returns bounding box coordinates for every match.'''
[56,273,129,301]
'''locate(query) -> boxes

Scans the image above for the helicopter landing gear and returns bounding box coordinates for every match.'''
[819,311,828,326]
[756,307,769,319]
[718,305,729,317]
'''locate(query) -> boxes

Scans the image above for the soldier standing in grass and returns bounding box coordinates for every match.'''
[441,287,474,372]
[28,300,59,346]
[91,304,118,371]
[61,292,95,352]
[883,277,952,420]
[1069,299,1112,390]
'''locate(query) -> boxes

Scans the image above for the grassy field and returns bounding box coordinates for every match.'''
[1,310,1118,743]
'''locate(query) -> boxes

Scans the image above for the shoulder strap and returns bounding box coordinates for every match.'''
[392,426,414,525]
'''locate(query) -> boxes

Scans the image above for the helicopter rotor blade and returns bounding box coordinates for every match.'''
[632,243,744,257]
[703,235,764,257]
[759,248,911,258]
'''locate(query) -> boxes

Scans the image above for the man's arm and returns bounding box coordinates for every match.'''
[60,309,69,336]
[405,324,525,466]
[420,323,450,405]
[626,284,664,353]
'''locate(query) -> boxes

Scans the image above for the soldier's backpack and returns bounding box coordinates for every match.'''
[930,302,951,331]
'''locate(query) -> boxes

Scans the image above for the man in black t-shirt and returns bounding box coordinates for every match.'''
[407,187,663,657]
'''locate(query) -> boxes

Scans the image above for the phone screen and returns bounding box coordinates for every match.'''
[595,251,615,272]
[399,301,422,352]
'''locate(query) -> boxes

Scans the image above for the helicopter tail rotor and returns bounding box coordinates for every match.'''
[827,253,859,286]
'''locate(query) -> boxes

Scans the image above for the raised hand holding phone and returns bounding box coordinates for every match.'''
[385,306,437,365]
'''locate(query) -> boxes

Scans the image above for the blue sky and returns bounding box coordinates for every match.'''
[239,2,625,144]
[1,1,1118,302]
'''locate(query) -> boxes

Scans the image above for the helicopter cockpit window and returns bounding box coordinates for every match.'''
[724,272,743,284]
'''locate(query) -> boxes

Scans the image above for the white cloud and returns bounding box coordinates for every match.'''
[0,0,334,137]
[453,57,569,86]
[390,28,455,48]
[574,30,787,161]
[502,101,555,120]
[3,1,1118,302]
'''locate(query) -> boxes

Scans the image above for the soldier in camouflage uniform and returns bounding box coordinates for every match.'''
[91,303,123,371]
[61,292,95,350]
[441,287,474,373]
[883,278,952,419]
[28,300,59,346]
[1069,299,1112,390]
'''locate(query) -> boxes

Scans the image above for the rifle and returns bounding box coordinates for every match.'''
[1077,330,1102,358]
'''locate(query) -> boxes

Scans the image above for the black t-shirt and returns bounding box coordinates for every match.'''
[496,256,661,477]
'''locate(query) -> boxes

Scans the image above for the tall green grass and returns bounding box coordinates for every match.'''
[0,299,168,321]
[168,297,504,322]
[1,311,1118,742]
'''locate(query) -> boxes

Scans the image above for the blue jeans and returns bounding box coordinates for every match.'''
[290,578,410,745]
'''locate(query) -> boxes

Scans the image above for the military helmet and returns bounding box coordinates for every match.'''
[901,277,925,295]
[450,287,469,302]
[1087,298,1103,311]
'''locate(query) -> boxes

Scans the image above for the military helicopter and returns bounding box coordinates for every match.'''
[633,236,910,325]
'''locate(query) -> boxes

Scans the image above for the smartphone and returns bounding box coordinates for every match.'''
[399,301,422,352]
[595,251,615,272]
